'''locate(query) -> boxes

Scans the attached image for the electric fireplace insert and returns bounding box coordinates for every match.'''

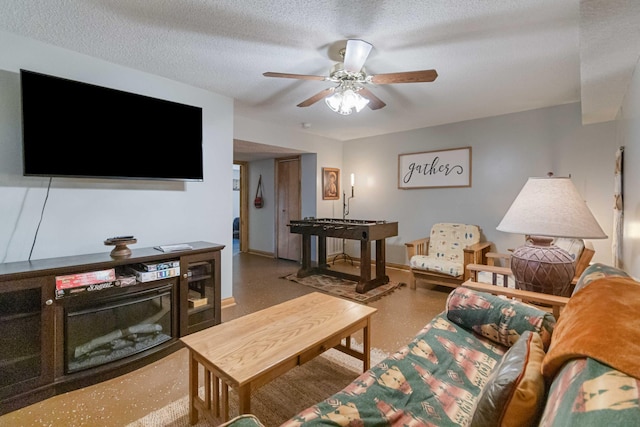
[64,284,174,373]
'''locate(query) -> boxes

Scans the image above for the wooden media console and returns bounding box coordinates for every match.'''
[0,241,223,415]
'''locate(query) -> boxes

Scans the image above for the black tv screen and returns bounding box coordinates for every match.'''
[20,69,204,181]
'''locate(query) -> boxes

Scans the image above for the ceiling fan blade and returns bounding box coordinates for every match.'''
[370,69,438,84]
[343,39,373,73]
[263,72,327,81]
[297,88,335,107]
[358,88,386,110]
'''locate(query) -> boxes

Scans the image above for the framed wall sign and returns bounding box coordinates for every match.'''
[398,146,471,189]
[322,167,340,200]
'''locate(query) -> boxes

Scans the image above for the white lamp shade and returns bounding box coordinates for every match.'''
[325,92,343,111]
[324,88,369,115]
[497,177,607,239]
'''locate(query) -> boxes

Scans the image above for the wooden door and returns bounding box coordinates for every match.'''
[276,157,301,261]
[235,161,249,253]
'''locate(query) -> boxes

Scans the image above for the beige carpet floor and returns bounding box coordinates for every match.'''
[126,345,389,427]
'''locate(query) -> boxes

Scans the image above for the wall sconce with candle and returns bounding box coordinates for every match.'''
[343,173,355,217]
[333,173,356,265]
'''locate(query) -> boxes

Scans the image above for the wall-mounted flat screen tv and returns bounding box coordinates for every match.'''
[20,69,204,181]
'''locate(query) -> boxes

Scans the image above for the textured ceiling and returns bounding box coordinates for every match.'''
[580,0,640,124]
[0,1,638,154]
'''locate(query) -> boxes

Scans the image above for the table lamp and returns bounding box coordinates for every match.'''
[496,176,607,296]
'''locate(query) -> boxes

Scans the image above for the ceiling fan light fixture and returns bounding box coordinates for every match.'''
[349,90,370,113]
[324,92,343,112]
[263,39,437,112]
[325,86,369,115]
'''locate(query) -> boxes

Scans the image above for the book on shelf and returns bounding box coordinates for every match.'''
[115,275,137,287]
[126,266,180,283]
[55,281,116,298]
[133,260,180,272]
[55,268,117,290]
[188,290,208,308]
[154,243,193,253]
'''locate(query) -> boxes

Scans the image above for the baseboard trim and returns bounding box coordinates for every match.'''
[332,257,409,272]
[247,249,275,258]
[386,261,410,271]
[221,296,236,309]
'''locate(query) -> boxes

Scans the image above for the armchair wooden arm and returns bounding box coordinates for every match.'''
[466,263,513,283]
[473,240,595,286]
[404,237,430,259]
[463,241,492,280]
[573,241,595,284]
[485,252,511,266]
[462,279,569,319]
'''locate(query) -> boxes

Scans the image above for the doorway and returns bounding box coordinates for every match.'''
[233,161,248,254]
[276,156,301,261]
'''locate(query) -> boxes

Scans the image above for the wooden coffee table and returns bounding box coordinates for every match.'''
[180,292,377,425]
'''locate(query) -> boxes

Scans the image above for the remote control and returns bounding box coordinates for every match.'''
[109,236,134,240]
[154,243,193,252]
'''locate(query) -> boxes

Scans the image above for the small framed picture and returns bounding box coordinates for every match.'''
[322,167,340,200]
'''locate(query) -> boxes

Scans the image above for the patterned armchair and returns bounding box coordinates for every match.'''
[405,223,491,290]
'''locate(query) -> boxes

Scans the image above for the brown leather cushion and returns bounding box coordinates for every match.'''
[470,331,546,427]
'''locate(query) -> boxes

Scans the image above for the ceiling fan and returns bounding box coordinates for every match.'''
[263,39,438,115]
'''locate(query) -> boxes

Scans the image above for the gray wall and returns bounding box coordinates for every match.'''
[236,103,617,269]
[619,55,640,278]
[247,159,275,254]
[342,103,616,266]
[246,153,317,257]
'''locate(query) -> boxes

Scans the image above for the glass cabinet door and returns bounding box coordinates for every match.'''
[0,278,54,402]
[180,251,221,335]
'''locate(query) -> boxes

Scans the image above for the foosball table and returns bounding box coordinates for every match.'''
[288,218,399,293]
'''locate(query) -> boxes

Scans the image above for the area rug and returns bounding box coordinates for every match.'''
[282,273,405,303]
[126,344,389,427]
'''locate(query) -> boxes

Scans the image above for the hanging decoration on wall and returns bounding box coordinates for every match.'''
[613,146,624,267]
[322,167,340,200]
[254,174,264,208]
[398,146,471,189]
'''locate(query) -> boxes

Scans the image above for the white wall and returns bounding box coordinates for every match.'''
[235,117,344,255]
[0,31,235,299]
[343,103,616,265]
[618,56,640,278]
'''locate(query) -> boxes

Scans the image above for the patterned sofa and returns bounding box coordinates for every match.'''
[225,263,640,426]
